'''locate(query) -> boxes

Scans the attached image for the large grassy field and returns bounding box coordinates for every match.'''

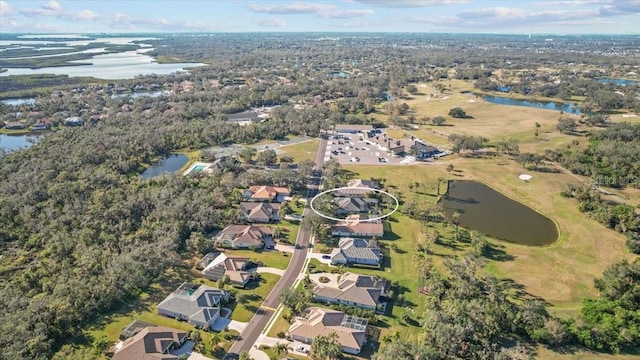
[345,161,634,308]
[336,156,636,358]
[277,138,320,163]
[399,80,579,147]
[331,80,638,357]
[392,79,639,158]
[261,80,639,358]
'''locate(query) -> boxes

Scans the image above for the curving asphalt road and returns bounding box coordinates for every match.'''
[224,137,327,359]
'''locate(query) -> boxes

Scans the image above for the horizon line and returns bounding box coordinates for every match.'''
[1,31,639,36]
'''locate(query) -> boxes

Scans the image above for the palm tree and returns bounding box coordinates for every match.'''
[239,351,253,360]
[274,342,289,358]
[279,201,292,218]
[209,332,221,350]
[311,223,325,242]
[470,230,488,256]
[436,177,446,195]
[311,331,342,360]
[452,211,461,241]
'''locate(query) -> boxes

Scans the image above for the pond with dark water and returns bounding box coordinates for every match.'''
[439,180,558,246]
[0,133,40,152]
[140,154,188,179]
[465,92,581,114]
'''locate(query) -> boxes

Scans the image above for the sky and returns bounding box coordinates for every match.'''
[0,0,639,34]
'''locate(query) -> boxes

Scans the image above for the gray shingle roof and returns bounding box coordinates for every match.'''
[331,238,381,263]
[334,197,377,213]
[289,307,367,351]
[239,202,280,221]
[157,283,228,325]
[313,273,388,308]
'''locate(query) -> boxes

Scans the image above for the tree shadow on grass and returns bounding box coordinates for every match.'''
[242,293,263,302]
[531,166,563,174]
[374,318,391,329]
[382,224,401,241]
[435,239,463,251]
[387,246,406,254]
[499,278,549,304]
[211,347,227,359]
[242,304,259,313]
[484,242,515,262]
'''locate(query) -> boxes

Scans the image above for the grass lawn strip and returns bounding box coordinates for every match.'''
[228,272,281,322]
[277,138,321,163]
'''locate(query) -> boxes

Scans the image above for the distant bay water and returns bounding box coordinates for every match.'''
[0,37,206,80]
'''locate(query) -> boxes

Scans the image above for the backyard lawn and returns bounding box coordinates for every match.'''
[78,257,283,359]
[83,260,240,359]
[228,273,281,322]
[227,248,291,270]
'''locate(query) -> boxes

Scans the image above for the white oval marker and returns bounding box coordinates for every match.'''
[309,186,399,222]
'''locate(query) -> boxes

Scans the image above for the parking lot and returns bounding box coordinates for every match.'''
[325,132,417,165]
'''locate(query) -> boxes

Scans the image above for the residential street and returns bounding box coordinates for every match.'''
[224,138,327,359]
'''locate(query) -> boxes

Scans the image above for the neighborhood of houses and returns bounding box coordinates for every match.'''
[109,179,390,359]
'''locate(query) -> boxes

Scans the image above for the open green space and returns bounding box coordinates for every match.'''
[344,153,633,309]
[266,308,294,338]
[228,273,281,322]
[221,247,292,271]
[277,138,320,163]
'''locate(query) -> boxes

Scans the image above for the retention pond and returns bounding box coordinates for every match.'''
[439,180,558,246]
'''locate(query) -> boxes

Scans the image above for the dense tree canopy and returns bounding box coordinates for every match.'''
[574,259,640,353]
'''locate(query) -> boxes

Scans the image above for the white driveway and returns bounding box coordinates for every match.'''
[256,334,292,348]
[307,252,333,265]
[211,310,248,333]
[256,267,285,276]
[275,244,295,253]
[249,347,271,360]
[188,352,212,360]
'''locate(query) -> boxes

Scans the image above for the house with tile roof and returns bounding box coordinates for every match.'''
[157,283,229,329]
[335,179,379,197]
[214,225,273,249]
[331,214,384,238]
[288,307,368,355]
[239,202,281,223]
[334,197,378,215]
[112,326,187,360]
[243,185,290,202]
[311,272,389,310]
[329,238,382,266]
[201,253,254,287]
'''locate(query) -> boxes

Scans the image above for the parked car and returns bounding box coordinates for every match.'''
[295,345,308,353]
[322,255,331,259]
